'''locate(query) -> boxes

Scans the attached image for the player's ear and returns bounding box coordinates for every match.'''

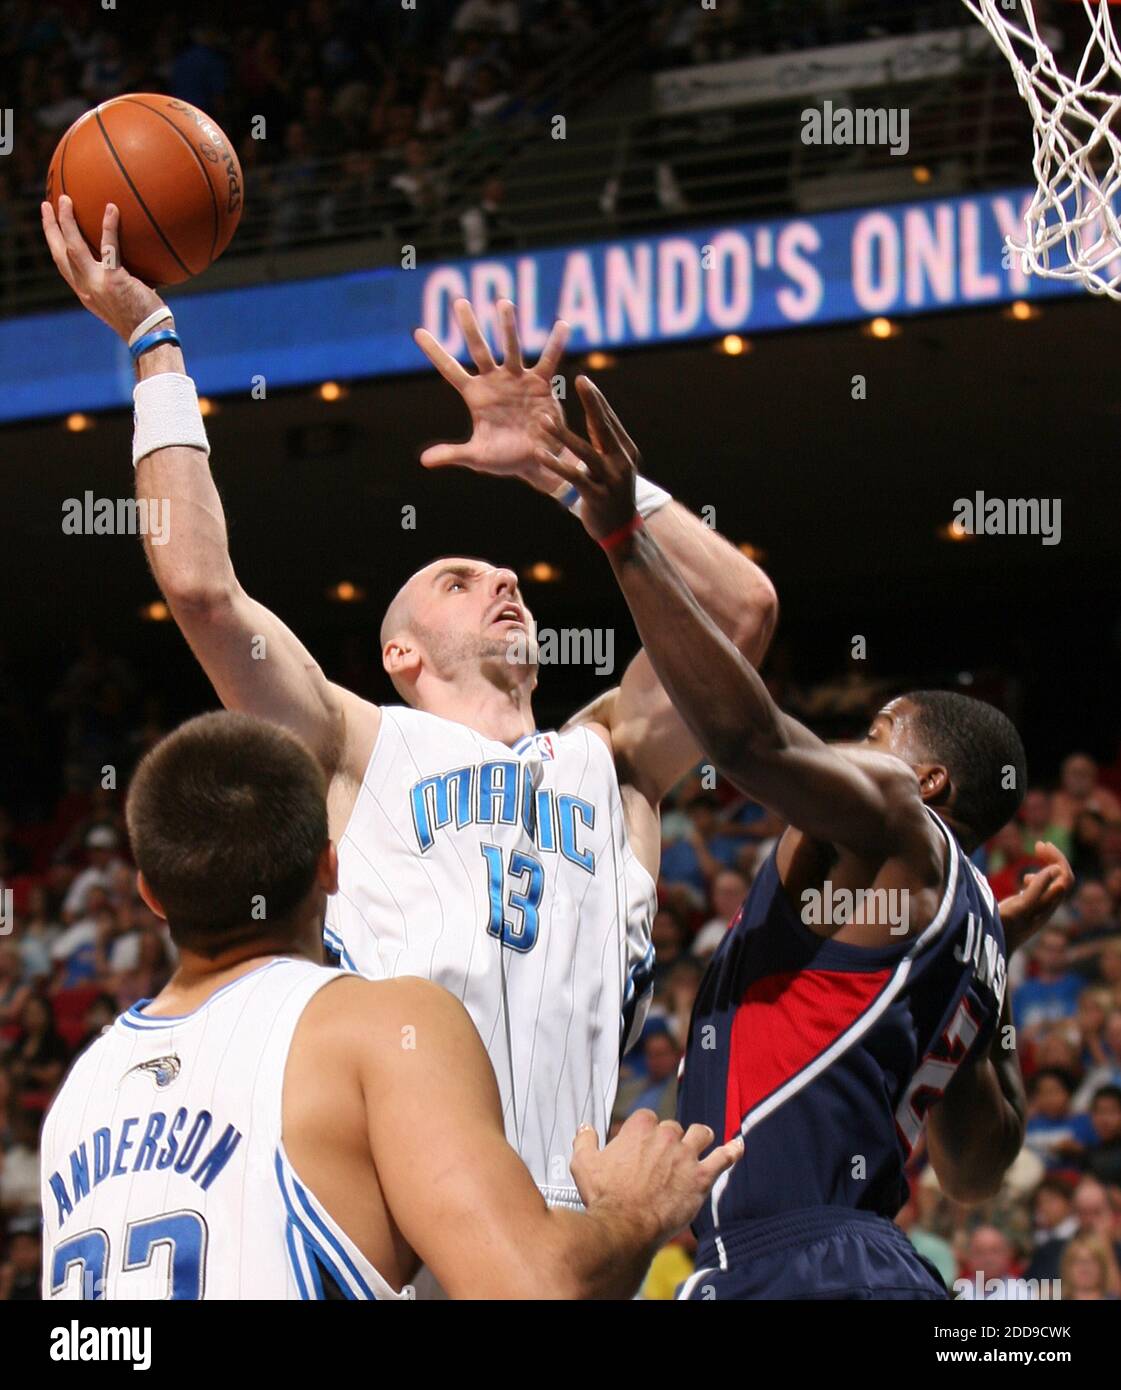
[318,841,339,897]
[383,637,420,683]
[135,870,167,921]
[914,762,950,807]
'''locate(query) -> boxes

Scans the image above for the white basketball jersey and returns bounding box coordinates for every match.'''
[40,958,411,1301]
[324,707,657,1207]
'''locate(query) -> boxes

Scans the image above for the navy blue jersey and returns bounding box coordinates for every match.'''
[678,810,1007,1256]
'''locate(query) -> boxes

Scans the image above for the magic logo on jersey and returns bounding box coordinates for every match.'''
[409,758,596,872]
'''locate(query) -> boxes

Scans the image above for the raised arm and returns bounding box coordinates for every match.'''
[534,379,929,863]
[414,298,777,806]
[41,198,374,778]
[346,978,740,1299]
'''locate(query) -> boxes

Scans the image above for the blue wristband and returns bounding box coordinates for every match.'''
[557,485,581,510]
[129,328,181,361]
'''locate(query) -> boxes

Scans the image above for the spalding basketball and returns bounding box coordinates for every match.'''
[46,95,243,286]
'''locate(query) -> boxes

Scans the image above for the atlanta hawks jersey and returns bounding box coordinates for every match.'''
[40,958,411,1301]
[323,706,657,1208]
[678,808,1007,1273]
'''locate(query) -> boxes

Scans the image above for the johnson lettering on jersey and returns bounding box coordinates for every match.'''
[40,959,411,1301]
[324,708,657,1207]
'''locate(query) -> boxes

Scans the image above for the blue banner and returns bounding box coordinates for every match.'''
[0,187,1081,424]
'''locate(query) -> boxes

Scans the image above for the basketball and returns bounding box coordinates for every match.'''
[45,95,243,287]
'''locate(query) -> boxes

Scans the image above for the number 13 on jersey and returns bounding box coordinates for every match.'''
[481,844,544,952]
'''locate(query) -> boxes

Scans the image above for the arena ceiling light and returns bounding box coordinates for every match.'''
[716,334,750,356]
[863,317,900,340]
[318,381,348,403]
[523,562,562,584]
[64,412,94,432]
[1003,300,1041,322]
[327,581,365,603]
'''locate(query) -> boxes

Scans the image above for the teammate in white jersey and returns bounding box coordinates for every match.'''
[41,711,741,1300]
[43,198,777,1207]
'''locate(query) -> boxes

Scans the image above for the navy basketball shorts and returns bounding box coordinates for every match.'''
[677,1206,948,1301]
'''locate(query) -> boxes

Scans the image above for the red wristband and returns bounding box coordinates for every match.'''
[597,513,644,553]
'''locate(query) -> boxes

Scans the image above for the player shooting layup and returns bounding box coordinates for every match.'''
[41,712,740,1300]
[42,197,777,1207]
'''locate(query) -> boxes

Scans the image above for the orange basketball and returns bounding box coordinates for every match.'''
[46,95,243,287]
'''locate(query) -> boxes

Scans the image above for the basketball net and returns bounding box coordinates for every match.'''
[963,0,1121,297]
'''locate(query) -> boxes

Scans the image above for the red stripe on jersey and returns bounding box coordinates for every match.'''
[724,967,892,1142]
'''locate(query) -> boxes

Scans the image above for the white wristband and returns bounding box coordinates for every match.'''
[132,373,210,468]
[128,307,174,347]
[555,473,671,518]
[634,475,672,518]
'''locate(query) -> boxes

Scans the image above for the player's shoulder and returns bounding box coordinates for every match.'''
[300,973,474,1049]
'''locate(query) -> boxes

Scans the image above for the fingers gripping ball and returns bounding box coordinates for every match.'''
[46,95,243,286]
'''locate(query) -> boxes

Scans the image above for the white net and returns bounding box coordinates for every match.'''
[963,0,1121,297]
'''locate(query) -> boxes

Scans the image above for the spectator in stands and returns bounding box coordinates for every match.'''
[172,25,231,118]
[613,1020,681,1123]
[7,995,67,1102]
[692,867,750,958]
[1074,1008,1121,1110]
[1077,987,1113,1070]
[1013,928,1084,1038]
[985,820,1040,900]
[0,946,30,1049]
[34,67,86,132]
[70,992,116,1058]
[61,824,124,920]
[1021,786,1072,857]
[661,956,704,1047]
[460,175,515,254]
[1026,1175,1079,1283]
[49,889,111,992]
[1086,1085,1121,1187]
[660,793,743,901]
[0,1212,41,1301]
[1071,1177,1121,1274]
[13,884,61,984]
[80,32,124,105]
[467,63,511,126]
[453,0,521,38]
[650,904,689,990]
[301,83,347,159]
[959,1225,1022,1299]
[1024,1069,1095,1169]
[0,1107,40,1216]
[1102,944,1121,1005]
[1052,753,1121,833]
[1072,810,1106,880]
[1061,1233,1118,1300]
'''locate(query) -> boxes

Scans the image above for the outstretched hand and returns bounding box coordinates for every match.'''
[413,297,574,494]
[41,195,165,341]
[998,841,1075,957]
[531,375,640,542]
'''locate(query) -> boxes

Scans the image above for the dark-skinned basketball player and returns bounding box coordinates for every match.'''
[532,377,1075,1300]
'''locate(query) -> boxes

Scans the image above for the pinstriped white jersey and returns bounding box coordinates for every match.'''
[40,958,412,1301]
[324,706,657,1208]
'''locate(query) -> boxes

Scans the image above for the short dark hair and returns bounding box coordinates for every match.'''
[1031,1067,1077,1098]
[126,712,328,957]
[907,691,1027,849]
[1091,1085,1121,1109]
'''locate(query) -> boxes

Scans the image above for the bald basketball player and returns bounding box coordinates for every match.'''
[42,197,777,1213]
[41,711,741,1300]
